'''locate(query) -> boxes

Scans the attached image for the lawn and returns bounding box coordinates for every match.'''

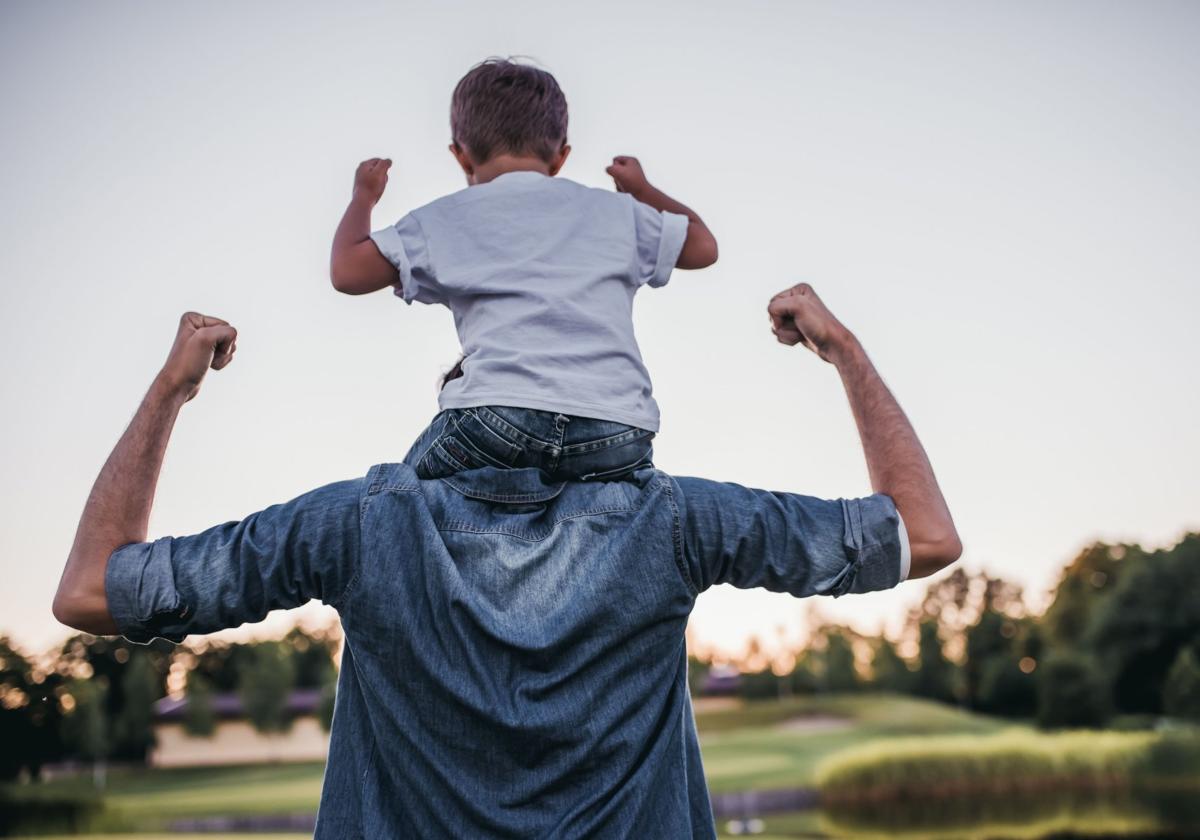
[5,693,1016,835]
[698,693,1012,794]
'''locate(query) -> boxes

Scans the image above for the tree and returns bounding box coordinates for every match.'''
[114,649,159,762]
[976,654,1037,718]
[237,642,296,733]
[1087,534,1200,714]
[1042,542,1127,648]
[913,620,956,704]
[0,636,64,780]
[183,671,217,738]
[870,637,914,694]
[1163,646,1200,722]
[61,679,110,788]
[1037,652,1108,729]
[822,629,859,693]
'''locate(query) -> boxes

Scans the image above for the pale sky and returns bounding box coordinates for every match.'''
[2,0,1198,658]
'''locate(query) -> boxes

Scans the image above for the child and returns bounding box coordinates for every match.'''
[330,58,717,481]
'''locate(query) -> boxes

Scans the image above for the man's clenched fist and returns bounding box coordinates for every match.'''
[767,284,853,364]
[159,313,237,402]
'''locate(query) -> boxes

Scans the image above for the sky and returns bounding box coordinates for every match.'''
[2,0,1198,659]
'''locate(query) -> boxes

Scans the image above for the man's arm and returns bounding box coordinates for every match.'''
[53,314,237,633]
[768,284,962,578]
[607,156,718,270]
[330,158,400,295]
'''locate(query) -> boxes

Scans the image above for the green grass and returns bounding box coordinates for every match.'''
[699,693,1011,794]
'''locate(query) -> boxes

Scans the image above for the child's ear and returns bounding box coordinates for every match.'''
[548,143,571,177]
[449,143,475,182]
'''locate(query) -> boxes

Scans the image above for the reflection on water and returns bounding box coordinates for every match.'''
[816,787,1200,839]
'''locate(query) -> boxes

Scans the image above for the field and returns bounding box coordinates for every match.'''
[2,694,1020,837]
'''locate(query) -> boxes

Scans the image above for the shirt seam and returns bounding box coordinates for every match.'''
[659,476,700,597]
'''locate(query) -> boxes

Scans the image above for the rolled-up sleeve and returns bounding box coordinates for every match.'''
[370,213,444,305]
[104,477,366,644]
[675,477,907,597]
[632,199,689,289]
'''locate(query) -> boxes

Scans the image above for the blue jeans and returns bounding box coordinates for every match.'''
[403,406,655,482]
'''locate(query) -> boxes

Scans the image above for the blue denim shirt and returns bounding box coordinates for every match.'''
[105,464,905,838]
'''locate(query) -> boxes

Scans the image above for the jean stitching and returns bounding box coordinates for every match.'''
[453,410,522,463]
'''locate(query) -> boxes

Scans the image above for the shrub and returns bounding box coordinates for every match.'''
[1163,646,1200,722]
[815,729,1159,802]
[1037,652,1109,729]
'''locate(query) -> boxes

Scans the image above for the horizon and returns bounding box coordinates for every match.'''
[3,0,1198,658]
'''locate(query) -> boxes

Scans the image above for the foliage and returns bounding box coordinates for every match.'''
[318,681,337,733]
[61,678,109,764]
[913,620,956,704]
[1163,646,1200,722]
[183,671,217,738]
[822,630,859,693]
[1086,534,1200,714]
[870,638,913,694]
[0,635,65,780]
[1036,652,1109,729]
[114,649,160,761]
[975,653,1036,718]
[815,729,1162,801]
[237,641,296,734]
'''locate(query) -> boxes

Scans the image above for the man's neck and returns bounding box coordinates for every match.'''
[472,154,553,185]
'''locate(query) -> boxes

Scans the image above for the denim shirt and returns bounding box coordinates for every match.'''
[105,464,905,838]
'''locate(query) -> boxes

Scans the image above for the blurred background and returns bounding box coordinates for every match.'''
[2,1,1198,837]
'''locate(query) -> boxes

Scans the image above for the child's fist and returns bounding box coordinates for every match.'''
[606,156,649,196]
[353,158,392,205]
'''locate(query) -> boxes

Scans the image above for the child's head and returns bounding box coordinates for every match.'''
[450,58,569,183]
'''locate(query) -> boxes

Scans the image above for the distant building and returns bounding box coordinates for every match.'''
[151,688,329,768]
[700,664,742,696]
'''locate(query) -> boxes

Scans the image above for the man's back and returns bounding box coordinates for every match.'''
[325,464,703,837]
[104,459,904,837]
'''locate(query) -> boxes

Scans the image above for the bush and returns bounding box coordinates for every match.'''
[1037,653,1109,729]
[1163,646,1200,722]
[815,729,1159,803]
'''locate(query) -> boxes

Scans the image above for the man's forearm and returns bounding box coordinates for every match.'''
[54,377,185,633]
[830,335,961,578]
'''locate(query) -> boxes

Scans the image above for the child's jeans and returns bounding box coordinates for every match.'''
[403,406,655,482]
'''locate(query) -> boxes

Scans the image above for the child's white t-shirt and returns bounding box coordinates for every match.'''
[370,171,689,432]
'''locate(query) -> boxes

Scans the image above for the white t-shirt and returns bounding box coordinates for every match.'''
[371,171,688,432]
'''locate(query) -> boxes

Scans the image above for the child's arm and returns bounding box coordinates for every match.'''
[607,156,718,270]
[330,158,400,295]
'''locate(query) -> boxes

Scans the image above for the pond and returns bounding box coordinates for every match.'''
[716,787,1200,838]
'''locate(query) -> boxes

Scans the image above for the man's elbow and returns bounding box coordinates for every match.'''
[908,532,963,580]
[52,589,85,631]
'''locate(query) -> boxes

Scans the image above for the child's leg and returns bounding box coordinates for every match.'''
[406,408,524,480]
[466,406,654,482]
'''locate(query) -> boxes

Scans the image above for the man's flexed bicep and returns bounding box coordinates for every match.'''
[675,477,907,598]
[105,478,363,644]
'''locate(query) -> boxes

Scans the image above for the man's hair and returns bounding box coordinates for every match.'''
[450,58,568,164]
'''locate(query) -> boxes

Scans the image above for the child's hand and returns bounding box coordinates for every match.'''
[606,156,650,196]
[353,158,392,205]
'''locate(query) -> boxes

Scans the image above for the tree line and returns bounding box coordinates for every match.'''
[690,532,1200,729]
[0,626,339,783]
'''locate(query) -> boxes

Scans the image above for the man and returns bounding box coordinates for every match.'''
[54,284,960,838]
